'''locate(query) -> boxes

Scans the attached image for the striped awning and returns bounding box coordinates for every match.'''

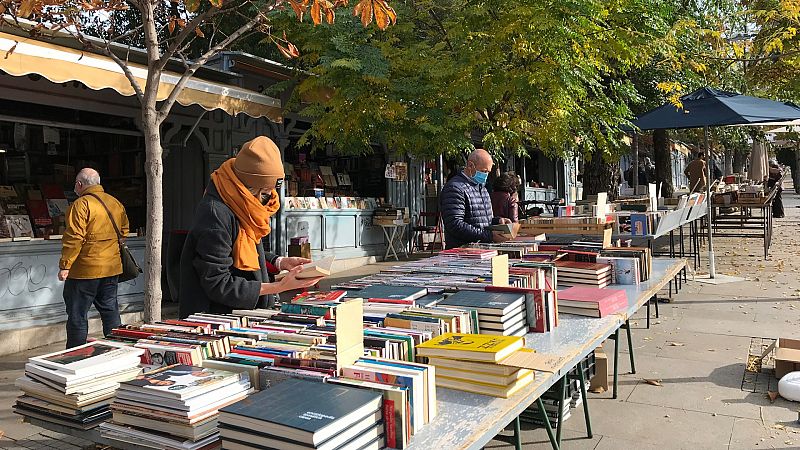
[0,32,282,122]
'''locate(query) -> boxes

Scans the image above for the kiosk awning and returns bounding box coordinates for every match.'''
[0,32,282,122]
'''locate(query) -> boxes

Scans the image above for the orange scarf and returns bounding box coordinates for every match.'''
[211,159,281,271]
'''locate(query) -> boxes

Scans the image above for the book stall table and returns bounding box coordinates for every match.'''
[18,256,687,450]
[380,222,410,261]
[613,203,707,273]
[710,188,776,259]
[404,257,687,450]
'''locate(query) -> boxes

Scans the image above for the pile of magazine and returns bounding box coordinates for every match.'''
[14,341,144,429]
[99,364,252,450]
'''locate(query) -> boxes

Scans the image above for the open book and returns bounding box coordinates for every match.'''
[275,256,335,280]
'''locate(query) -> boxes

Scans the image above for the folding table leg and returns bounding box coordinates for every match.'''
[625,319,636,374]
[556,376,566,447]
[655,295,660,318]
[577,360,593,438]
[613,328,620,399]
[646,301,651,329]
[537,398,560,450]
[513,416,522,450]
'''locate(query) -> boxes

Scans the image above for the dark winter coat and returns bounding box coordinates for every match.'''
[179,180,280,318]
[440,172,499,249]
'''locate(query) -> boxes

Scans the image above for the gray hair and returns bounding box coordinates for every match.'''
[76,168,101,186]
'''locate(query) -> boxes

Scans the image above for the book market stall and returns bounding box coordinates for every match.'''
[15,223,688,450]
[710,174,782,259]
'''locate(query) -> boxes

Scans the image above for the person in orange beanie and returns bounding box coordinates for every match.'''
[179,136,320,317]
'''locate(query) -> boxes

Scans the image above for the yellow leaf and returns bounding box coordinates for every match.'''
[209,0,223,7]
[310,0,322,25]
[353,0,373,27]
[168,18,176,34]
[194,27,204,38]
[324,6,334,24]
[372,0,395,30]
[288,0,306,21]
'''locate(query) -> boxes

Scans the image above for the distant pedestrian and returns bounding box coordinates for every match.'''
[59,168,129,349]
[684,151,707,192]
[768,160,785,218]
[491,172,520,223]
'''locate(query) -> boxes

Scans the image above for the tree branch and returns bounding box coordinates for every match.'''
[156,14,265,122]
[154,0,251,73]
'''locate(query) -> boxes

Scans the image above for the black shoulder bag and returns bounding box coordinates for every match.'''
[87,193,142,282]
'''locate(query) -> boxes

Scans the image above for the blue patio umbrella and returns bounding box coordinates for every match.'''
[631,87,800,278]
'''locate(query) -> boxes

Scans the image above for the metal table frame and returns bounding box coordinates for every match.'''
[710,190,776,259]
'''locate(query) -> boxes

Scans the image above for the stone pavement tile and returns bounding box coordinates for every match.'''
[654,331,751,364]
[0,412,41,442]
[562,396,733,448]
[592,435,673,450]
[727,417,800,449]
[484,423,600,450]
[624,354,772,421]
[674,310,763,338]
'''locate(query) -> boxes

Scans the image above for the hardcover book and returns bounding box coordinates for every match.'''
[416,333,524,362]
[437,290,525,316]
[29,341,144,376]
[219,378,382,446]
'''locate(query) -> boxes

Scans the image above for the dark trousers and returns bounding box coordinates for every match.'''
[63,275,121,348]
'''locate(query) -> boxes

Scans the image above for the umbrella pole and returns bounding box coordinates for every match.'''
[704,126,716,278]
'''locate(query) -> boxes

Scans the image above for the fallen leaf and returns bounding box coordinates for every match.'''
[590,386,605,394]
[768,391,779,402]
[704,395,712,400]
[643,337,652,341]
[708,349,716,352]
[643,378,662,386]
[771,424,785,430]
[668,342,685,346]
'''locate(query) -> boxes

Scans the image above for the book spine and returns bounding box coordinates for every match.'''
[279,303,333,319]
[384,398,397,448]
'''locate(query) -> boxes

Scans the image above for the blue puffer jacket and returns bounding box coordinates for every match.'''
[440,172,498,249]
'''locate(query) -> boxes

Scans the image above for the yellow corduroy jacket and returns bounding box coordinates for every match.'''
[60,185,130,279]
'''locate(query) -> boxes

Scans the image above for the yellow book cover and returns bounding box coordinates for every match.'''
[416,333,524,362]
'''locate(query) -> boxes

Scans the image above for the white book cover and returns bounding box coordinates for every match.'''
[29,341,144,376]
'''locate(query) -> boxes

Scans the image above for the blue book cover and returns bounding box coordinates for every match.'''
[438,290,525,316]
[220,379,381,444]
[348,285,428,301]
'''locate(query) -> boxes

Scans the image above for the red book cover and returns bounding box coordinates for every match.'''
[26,199,52,226]
[292,290,347,303]
[367,298,416,305]
[557,286,628,317]
[384,399,396,448]
[229,348,282,360]
[111,329,154,339]
[40,184,67,200]
[161,319,213,334]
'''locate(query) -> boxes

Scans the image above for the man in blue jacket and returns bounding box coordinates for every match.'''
[440,149,511,249]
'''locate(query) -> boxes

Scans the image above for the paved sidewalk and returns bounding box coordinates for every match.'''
[2,193,800,449]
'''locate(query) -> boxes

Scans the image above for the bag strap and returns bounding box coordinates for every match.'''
[86,193,124,242]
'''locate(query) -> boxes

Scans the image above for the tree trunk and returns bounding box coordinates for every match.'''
[724,149,733,175]
[653,129,674,198]
[142,118,164,323]
[733,149,747,174]
[583,147,620,200]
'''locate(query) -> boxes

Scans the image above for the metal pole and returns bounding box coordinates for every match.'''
[632,133,639,193]
[704,126,716,278]
[437,153,444,194]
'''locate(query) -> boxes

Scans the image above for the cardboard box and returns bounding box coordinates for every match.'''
[590,346,608,392]
[775,338,800,379]
[288,243,311,259]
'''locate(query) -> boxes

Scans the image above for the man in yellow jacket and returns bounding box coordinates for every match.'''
[59,168,130,348]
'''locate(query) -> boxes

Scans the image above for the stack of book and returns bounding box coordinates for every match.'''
[416,333,533,398]
[14,342,144,429]
[437,290,527,336]
[218,378,385,450]
[557,286,628,318]
[554,260,612,288]
[98,364,252,449]
[340,357,437,438]
[598,246,652,281]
